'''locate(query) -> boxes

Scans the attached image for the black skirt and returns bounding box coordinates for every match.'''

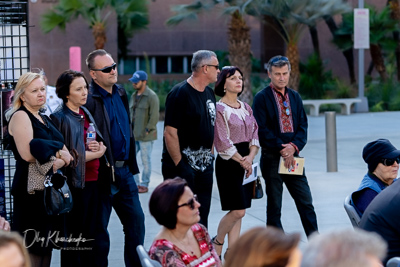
[215,142,253,211]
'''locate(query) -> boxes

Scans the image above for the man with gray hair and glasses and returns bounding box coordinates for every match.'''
[301,228,387,267]
[253,55,318,237]
[162,50,220,227]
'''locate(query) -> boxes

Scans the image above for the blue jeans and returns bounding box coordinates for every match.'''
[94,165,145,267]
[134,140,153,188]
[260,150,318,237]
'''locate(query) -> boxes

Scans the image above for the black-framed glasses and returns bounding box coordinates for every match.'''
[270,56,289,65]
[91,63,117,73]
[380,157,400,166]
[283,100,290,116]
[203,64,219,70]
[177,195,198,210]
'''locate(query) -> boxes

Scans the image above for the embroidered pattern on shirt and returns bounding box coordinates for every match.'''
[271,86,294,133]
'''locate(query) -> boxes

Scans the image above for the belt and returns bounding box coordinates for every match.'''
[114,160,127,168]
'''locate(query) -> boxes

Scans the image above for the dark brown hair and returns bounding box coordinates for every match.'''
[55,70,89,104]
[149,177,188,229]
[214,66,244,97]
[224,227,300,267]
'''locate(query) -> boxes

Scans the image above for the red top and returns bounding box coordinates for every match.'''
[80,108,100,182]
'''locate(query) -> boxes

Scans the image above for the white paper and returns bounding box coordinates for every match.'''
[242,162,259,185]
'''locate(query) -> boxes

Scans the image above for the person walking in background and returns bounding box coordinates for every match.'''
[162,50,219,227]
[351,138,400,217]
[253,55,318,237]
[212,66,259,259]
[129,70,159,194]
[224,227,301,267]
[84,49,145,267]
[50,70,107,266]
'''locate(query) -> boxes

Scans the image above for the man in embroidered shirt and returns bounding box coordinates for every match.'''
[252,55,318,237]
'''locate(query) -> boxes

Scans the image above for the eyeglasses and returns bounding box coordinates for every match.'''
[177,195,198,210]
[203,64,219,70]
[380,157,400,166]
[91,63,117,73]
[283,100,290,116]
[270,56,289,65]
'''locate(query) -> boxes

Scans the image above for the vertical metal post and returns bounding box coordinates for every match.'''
[325,112,338,172]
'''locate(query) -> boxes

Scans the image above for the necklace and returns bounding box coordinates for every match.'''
[190,76,198,91]
[169,230,195,255]
[221,98,240,108]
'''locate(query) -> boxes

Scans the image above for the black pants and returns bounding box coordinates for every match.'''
[260,150,318,236]
[162,158,214,228]
[61,181,99,267]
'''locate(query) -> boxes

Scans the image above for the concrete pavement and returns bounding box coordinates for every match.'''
[51,111,400,266]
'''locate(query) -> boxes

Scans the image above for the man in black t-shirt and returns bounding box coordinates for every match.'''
[162,50,219,227]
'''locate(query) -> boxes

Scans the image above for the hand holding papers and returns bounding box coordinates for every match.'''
[243,162,259,185]
[278,157,305,175]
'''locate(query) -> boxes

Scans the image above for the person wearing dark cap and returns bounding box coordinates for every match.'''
[128,70,159,193]
[351,138,400,216]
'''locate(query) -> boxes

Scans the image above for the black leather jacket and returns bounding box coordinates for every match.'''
[50,104,106,189]
[84,81,139,194]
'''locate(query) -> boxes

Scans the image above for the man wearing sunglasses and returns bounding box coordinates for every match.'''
[253,55,318,237]
[84,49,145,267]
[162,50,219,228]
[351,139,400,217]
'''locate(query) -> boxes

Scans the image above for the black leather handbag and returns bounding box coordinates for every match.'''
[253,176,264,199]
[43,170,73,215]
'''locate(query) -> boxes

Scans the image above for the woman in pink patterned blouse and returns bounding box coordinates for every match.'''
[149,177,222,267]
[212,66,260,259]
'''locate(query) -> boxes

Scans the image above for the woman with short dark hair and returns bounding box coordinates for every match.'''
[50,69,107,266]
[149,177,222,267]
[212,66,260,259]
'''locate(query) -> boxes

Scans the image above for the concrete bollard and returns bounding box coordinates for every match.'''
[325,111,338,172]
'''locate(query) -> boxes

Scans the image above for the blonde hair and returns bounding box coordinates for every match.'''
[5,71,45,121]
[0,231,31,267]
[224,227,300,267]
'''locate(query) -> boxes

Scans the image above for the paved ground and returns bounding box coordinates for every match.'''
[51,111,400,266]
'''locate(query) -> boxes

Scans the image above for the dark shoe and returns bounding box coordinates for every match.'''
[211,236,224,260]
[138,186,148,193]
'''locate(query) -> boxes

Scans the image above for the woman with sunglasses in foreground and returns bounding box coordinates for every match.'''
[351,138,400,216]
[149,177,222,267]
[212,66,259,259]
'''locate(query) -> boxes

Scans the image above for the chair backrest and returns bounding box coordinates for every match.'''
[136,245,162,267]
[343,195,361,228]
[387,257,400,267]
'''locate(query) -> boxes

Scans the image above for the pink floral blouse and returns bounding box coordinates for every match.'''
[214,100,260,159]
[149,223,222,267]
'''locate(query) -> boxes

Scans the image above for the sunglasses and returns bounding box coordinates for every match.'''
[91,63,117,73]
[203,64,219,70]
[270,56,289,65]
[177,195,198,210]
[380,157,400,166]
[283,100,290,116]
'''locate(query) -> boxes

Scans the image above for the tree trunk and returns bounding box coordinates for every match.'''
[286,42,300,91]
[323,16,356,84]
[309,26,320,58]
[92,22,107,49]
[228,11,253,104]
[370,44,388,81]
[388,0,400,80]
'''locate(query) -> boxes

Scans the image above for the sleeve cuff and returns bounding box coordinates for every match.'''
[218,146,238,160]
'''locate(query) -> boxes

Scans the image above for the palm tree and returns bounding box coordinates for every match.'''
[334,6,398,82]
[251,0,351,90]
[40,0,148,57]
[167,0,255,104]
[388,0,400,80]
